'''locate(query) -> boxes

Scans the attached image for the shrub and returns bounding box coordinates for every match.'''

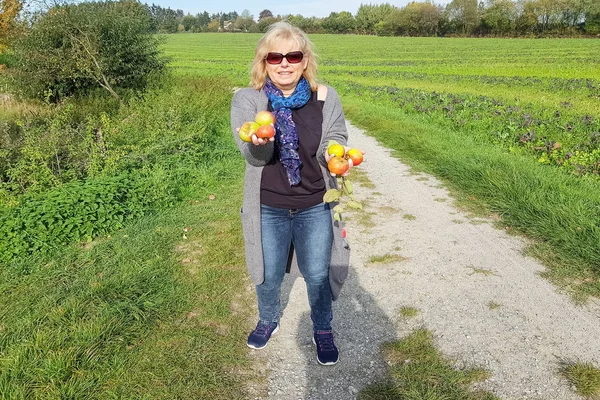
[0,76,237,264]
[0,167,180,264]
[11,0,167,102]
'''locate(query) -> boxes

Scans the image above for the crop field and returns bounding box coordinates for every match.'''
[165,33,600,297]
[1,33,599,399]
[166,34,600,175]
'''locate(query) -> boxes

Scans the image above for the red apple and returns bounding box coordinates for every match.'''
[346,148,363,166]
[327,156,349,176]
[256,124,275,139]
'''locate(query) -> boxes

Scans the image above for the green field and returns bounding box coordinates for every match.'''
[2,34,600,399]
[165,33,600,298]
[166,34,600,173]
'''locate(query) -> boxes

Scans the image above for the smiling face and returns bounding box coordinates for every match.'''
[265,39,308,97]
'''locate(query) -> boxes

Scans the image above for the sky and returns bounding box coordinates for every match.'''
[146,0,450,19]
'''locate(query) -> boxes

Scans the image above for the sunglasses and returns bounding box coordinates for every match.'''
[265,51,304,65]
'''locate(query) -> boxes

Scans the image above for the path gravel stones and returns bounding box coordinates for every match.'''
[250,123,600,400]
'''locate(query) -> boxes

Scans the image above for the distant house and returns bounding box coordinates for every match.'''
[220,20,241,32]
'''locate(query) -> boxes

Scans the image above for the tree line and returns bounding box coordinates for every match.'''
[146,0,600,37]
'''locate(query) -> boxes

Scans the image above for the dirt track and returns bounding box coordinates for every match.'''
[250,122,600,400]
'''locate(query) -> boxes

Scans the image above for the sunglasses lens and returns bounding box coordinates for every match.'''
[266,53,284,64]
[265,52,304,64]
[286,52,304,63]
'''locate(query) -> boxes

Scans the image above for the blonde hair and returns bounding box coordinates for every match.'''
[250,21,319,92]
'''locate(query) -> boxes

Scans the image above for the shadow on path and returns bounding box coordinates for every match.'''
[274,265,398,400]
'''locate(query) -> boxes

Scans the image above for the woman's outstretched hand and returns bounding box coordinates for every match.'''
[236,126,275,146]
[325,146,365,177]
[251,134,275,146]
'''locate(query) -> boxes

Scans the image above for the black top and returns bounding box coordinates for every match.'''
[260,91,326,209]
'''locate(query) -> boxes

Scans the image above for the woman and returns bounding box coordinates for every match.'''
[230,21,351,366]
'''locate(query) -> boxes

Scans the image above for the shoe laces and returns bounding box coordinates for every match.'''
[315,331,336,351]
[254,322,274,337]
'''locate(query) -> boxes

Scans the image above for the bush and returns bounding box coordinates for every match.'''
[11,0,167,102]
[0,76,237,264]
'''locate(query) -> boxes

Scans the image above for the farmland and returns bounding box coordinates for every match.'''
[165,33,600,297]
[2,33,600,398]
[167,34,600,175]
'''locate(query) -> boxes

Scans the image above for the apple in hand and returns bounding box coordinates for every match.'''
[255,111,276,126]
[256,124,275,139]
[239,121,259,142]
[346,148,363,166]
[328,143,345,158]
[328,156,350,176]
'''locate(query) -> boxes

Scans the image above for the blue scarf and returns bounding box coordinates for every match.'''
[263,77,312,186]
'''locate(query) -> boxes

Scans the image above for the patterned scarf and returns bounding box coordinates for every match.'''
[263,77,312,186]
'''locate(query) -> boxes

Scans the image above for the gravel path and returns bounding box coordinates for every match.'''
[251,123,600,400]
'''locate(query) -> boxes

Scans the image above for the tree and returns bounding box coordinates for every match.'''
[206,18,220,32]
[147,4,179,33]
[397,2,441,36]
[12,0,167,101]
[322,11,356,34]
[480,0,518,35]
[258,16,278,32]
[195,11,210,31]
[516,0,539,34]
[374,7,403,36]
[583,0,600,34]
[181,14,196,31]
[286,14,323,33]
[446,0,480,34]
[259,9,273,21]
[235,14,257,32]
[0,0,23,51]
[356,3,396,34]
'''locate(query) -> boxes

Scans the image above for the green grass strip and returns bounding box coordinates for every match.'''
[359,329,498,400]
[561,361,600,397]
[0,168,258,399]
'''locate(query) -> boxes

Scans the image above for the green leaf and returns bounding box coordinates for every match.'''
[323,189,341,203]
[334,211,341,221]
[344,179,354,195]
[333,204,345,213]
[347,201,363,210]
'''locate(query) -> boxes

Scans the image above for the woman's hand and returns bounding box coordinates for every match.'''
[325,146,365,177]
[251,135,275,146]
[236,126,275,146]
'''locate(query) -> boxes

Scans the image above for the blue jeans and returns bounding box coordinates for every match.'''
[258,203,333,332]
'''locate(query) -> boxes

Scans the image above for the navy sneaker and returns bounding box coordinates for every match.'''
[247,321,279,349]
[313,330,339,365]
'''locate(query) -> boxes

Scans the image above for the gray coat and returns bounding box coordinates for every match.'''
[230,85,350,300]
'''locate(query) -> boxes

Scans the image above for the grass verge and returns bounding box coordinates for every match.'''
[561,362,600,398]
[0,168,259,399]
[343,97,600,301]
[359,329,498,400]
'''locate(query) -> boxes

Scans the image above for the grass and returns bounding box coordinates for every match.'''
[468,266,498,277]
[399,307,419,318]
[3,33,600,398]
[0,71,260,398]
[561,362,600,398]
[358,328,499,400]
[368,253,408,265]
[0,163,257,399]
[348,167,376,189]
